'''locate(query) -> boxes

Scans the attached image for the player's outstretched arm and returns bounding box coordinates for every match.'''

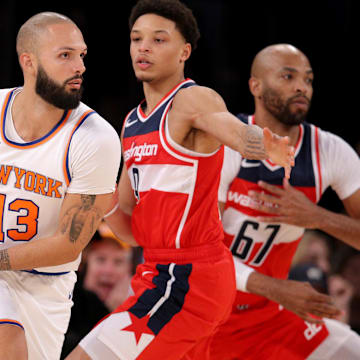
[171,86,294,178]
[0,192,111,271]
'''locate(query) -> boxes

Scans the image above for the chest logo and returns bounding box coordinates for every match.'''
[0,164,63,198]
[124,142,159,162]
[241,159,261,168]
[125,119,139,128]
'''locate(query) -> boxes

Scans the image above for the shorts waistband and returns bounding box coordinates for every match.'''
[143,241,228,263]
[22,269,70,276]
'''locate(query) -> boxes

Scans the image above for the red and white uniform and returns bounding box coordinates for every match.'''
[80,79,236,360]
[0,88,121,360]
[210,114,360,359]
[122,80,224,250]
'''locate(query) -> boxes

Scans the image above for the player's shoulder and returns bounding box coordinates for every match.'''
[174,85,223,107]
[69,102,120,151]
[176,84,220,101]
[0,87,16,102]
[309,123,357,159]
[71,102,118,137]
[0,87,15,94]
[172,85,227,114]
[315,124,349,146]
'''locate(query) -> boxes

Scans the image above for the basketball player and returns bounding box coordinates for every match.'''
[0,12,120,360]
[66,1,295,359]
[210,44,360,359]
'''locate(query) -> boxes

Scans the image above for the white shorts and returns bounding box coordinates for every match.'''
[0,270,76,360]
[79,318,121,360]
[308,318,360,359]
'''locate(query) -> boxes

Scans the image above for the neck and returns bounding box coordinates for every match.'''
[142,73,185,115]
[254,106,301,147]
[11,86,66,142]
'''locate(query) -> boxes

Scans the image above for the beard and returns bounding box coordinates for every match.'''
[35,65,83,109]
[262,87,311,125]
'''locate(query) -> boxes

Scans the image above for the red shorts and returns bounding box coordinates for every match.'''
[209,306,329,359]
[81,241,236,360]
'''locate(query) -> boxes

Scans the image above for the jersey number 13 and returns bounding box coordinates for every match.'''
[0,194,39,242]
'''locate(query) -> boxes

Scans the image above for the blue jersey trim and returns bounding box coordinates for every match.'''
[22,269,70,276]
[64,111,96,184]
[0,321,24,330]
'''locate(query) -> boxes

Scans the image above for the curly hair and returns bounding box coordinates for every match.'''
[129,0,200,50]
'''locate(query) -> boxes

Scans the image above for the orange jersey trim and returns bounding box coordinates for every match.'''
[0,318,24,329]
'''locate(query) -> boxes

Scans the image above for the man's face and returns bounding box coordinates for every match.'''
[85,241,132,302]
[260,52,314,125]
[35,22,87,109]
[130,14,188,83]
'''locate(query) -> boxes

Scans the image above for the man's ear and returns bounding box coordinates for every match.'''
[180,43,191,63]
[249,76,262,99]
[19,52,37,76]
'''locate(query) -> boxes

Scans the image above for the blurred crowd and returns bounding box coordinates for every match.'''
[290,229,360,334]
[60,222,143,359]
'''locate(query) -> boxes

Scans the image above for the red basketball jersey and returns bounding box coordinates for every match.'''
[122,79,224,249]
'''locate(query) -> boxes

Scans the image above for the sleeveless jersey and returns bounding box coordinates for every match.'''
[122,79,224,249]
[219,113,360,325]
[0,88,121,273]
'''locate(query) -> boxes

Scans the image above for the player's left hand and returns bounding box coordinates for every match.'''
[269,278,342,324]
[248,178,321,227]
[263,127,295,179]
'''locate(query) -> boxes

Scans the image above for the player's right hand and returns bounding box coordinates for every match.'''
[263,127,295,179]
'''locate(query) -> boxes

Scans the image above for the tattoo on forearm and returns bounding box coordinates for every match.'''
[242,125,267,160]
[61,195,102,245]
[0,249,11,271]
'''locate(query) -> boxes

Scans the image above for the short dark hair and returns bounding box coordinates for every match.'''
[129,0,200,50]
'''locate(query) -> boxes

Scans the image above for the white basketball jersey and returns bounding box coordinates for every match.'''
[0,88,121,272]
[219,114,360,277]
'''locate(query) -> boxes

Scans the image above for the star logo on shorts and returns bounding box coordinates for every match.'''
[122,313,154,344]
[97,311,156,359]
